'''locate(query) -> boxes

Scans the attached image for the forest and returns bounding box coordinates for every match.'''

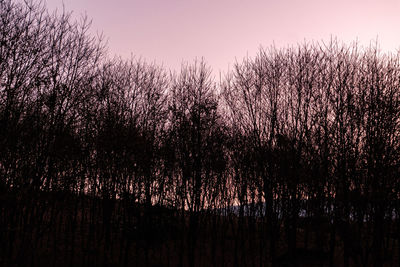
[1,0,400,266]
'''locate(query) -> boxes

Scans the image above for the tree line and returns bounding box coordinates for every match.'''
[1,1,400,266]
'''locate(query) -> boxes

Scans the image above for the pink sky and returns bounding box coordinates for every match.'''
[44,0,400,73]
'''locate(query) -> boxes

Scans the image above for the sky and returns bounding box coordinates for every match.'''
[43,0,400,73]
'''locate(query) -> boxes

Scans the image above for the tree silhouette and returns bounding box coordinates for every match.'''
[2,1,400,266]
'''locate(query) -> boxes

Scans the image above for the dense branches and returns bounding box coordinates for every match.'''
[1,1,400,266]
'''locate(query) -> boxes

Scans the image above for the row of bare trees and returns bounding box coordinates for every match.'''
[1,1,400,266]
[223,42,400,266]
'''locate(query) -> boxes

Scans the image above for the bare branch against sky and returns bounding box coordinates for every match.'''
[42,0,400,73]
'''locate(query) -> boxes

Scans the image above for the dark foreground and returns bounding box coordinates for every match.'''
[1,191,400,267]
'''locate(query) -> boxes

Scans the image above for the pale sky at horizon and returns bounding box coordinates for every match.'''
[43,0,400,73]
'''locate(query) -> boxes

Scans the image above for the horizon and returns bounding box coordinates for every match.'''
[42,0,400,73]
